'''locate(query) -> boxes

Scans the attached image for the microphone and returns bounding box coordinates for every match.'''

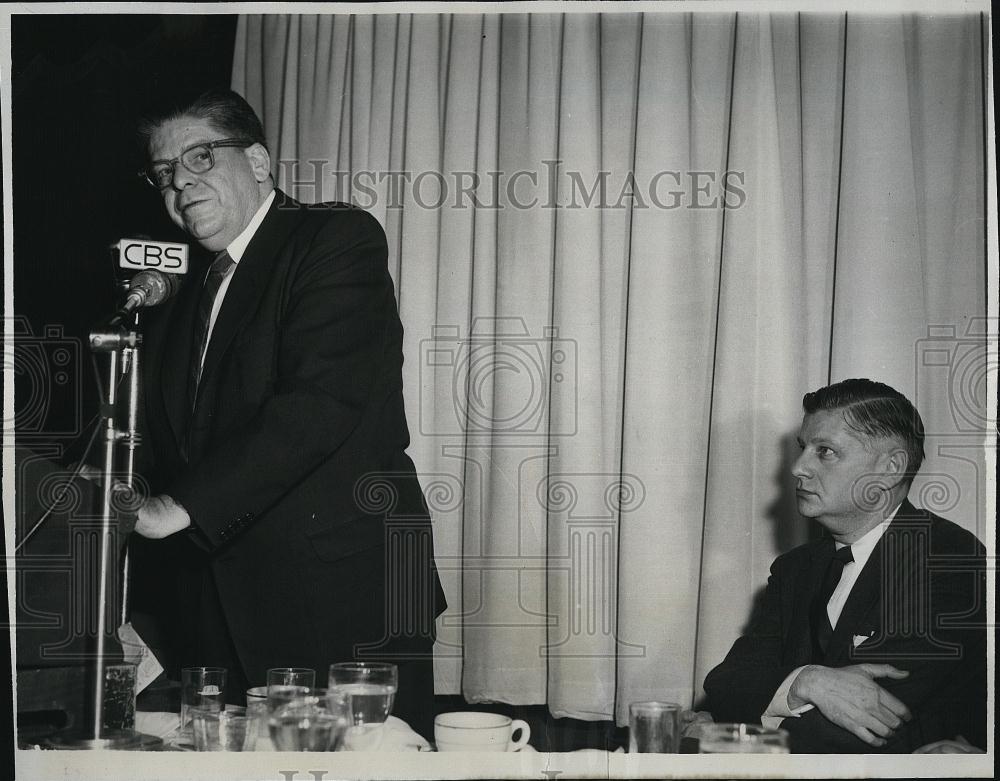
[109,237,190,323]
[119,269,183,314]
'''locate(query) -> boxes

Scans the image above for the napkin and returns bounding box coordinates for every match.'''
[135,711,182,739]
[379,715,432,752]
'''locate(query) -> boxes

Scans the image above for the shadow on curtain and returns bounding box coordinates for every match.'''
[232,11,987,725]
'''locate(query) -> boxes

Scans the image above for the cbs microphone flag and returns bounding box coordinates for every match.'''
[117,238,189,273]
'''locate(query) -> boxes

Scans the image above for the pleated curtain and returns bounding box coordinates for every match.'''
[232,11,988,725]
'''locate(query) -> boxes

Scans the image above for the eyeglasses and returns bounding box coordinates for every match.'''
[140,138,254,190]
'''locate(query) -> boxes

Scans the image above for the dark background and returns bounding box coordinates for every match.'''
[11,15,238,457]
[4,14,238,765]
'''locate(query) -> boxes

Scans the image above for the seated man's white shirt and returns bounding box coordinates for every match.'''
[760,506,899,728]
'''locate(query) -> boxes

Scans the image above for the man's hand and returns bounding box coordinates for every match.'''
[789,663,911,747]
[135,494,191,539]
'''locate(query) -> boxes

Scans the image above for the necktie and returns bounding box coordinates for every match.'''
[810,544,854,660]
[189,250,235,407]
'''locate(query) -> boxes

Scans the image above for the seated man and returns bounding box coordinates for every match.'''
[704,379,986,752]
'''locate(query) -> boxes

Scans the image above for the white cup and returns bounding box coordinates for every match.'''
[434,712,531,752]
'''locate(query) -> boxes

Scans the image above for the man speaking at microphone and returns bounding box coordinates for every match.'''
[127,88,445,737]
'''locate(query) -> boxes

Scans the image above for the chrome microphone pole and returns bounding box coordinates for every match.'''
[42,263,183,750]
[119,322,142,629]
[45,315,160,749]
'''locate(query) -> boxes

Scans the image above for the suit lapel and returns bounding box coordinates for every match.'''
[789,538,834,665]
[824,500,924,666]
[195,191,303,406]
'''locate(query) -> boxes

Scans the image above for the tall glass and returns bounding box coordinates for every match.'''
[698,723,790,753]
[180,667,227,733]
[101,662,138,734]
[245,686,272,751]
[628,701,682,753]
[327,662,398,751]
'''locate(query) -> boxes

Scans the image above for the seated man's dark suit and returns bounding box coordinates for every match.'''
[129,190,445,738]
[704,500,985,752]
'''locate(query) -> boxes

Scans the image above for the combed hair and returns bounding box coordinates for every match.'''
[137,88,268,158]
[802,378,925,480]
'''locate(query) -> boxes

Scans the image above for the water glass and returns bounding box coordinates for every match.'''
[267,687,349,751]
[192,706,254,751]
[266,669,317,724]
[328,662,398,751]
[267,667,316,689]
[698,723,790,753]
[101,662,138,733]
[245,686,272,751]
[180,667,227,731]
[628,701,682,753]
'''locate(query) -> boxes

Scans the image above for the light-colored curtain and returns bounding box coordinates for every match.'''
[233,12,988,724]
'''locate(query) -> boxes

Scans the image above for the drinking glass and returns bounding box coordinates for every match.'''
[267,687,349,751]
[192,705,254,751]
[697,723,790,753]
[628,701,682,753]
[180,667,227,733]
[266,667,316,689]
[245,686,272,751]
[101,662,138,734]
[327,662,398,751]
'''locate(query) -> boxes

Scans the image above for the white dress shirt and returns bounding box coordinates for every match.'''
[760,505,900,728]
[196,189,275,374]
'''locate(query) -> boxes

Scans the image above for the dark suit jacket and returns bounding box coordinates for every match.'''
[703,500,985,752]
[130,191,445,723]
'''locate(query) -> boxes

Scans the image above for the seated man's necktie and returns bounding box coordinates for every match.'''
[810,544,854,660]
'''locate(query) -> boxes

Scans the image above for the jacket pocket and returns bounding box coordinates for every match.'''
[304,514,386,562]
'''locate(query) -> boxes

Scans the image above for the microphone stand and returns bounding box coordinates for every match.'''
[44,310,162,750]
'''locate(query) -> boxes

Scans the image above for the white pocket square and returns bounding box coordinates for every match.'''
[852,633,874,648]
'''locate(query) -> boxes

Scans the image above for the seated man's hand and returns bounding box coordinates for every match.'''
[789,664,911,748]
[135,494,191,539]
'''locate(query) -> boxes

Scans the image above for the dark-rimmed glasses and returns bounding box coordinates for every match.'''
[140,138,254,190]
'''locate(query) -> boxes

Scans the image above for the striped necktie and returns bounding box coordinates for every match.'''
[189,250,235,407]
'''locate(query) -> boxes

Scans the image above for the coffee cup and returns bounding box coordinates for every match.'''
[434,712,531,752]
